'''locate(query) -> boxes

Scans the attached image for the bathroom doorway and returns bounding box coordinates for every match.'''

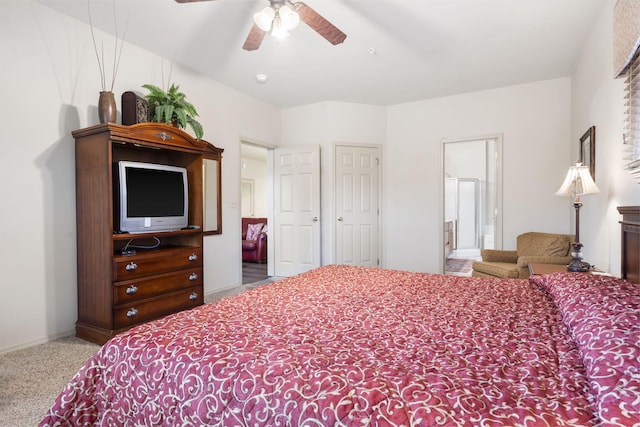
[442,135,502,275]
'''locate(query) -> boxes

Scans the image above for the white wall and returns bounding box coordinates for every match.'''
[0,1,280,354]
[571,0,638,275]
[386,78,572,273]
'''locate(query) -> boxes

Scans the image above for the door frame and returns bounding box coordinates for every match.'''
[332,142,383,266]
[440,134,503,273]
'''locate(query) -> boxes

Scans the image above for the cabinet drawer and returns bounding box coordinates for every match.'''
[113,247,202,280]
[114,268,203,305]
[114,286,203,328]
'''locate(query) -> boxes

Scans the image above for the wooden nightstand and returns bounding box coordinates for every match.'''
[528,263,571,276]
[528,263,605,276]
[528,263,612,279]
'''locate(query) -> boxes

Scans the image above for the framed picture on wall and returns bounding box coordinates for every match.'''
[579,126,596,181]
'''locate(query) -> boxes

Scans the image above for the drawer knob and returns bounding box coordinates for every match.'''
[189,292,198,300]
[125,262,138,271]
[189,273,198,281]
[125,285,138,295]
[188,253,198,261]
[126,308,138,318]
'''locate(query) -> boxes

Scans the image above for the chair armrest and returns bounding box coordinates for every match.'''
[256,232,267,260]
[481,249,518,263]
[254,232,267,250]
[517,255,573,268]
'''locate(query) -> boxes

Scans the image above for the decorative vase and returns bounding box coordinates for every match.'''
[98,91,117,124]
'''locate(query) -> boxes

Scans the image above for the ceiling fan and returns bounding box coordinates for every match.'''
[175,0,347,51]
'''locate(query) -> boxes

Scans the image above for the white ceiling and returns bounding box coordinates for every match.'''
[36,0,607,108]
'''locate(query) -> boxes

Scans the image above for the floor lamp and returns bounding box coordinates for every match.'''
[555,163,600,272]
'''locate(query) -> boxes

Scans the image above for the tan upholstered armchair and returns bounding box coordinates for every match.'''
[472,232,574,279]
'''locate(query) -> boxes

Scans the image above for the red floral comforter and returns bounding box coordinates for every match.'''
[530,272,640,426]
[40,265,638,426]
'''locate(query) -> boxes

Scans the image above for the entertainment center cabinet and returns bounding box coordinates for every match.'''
[73,122,223,344]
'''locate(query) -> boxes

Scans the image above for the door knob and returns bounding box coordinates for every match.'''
[337,217,343,222]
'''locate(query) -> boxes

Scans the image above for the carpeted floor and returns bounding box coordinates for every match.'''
[0,335,99,426]
[0,278,278,426]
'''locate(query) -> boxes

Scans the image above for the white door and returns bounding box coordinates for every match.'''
[273,145,321,276]
[335,145,380,267]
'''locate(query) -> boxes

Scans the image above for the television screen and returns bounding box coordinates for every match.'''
[125,167,185,217]
[117,161,189,233]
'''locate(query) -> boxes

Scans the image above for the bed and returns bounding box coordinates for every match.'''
[40,261,639,426]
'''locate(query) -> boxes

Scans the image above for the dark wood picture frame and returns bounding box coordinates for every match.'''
[579,126,596,181]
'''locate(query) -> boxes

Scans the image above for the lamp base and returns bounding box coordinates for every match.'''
[567,258,591,272]
[567,241,591,272]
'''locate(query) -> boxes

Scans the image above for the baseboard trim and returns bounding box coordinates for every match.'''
[0,329,76,356]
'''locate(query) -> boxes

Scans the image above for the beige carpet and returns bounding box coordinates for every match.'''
[0,335,99,426]
[0,280,277,426]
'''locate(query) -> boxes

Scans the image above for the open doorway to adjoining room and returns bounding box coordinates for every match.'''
[442,135,502,276]
[241,142,270,285]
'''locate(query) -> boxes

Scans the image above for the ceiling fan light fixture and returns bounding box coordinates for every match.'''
[234,0,346,51]
[268,5,300,40]
[254,6,275,31]
[270,12,289,39]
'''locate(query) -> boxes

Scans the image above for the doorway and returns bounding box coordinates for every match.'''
[241,143,270,284]
[442,136,502,275]
[240,143,323,281]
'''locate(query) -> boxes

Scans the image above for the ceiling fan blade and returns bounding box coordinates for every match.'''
[243,24,268,51]
[294,2,346,45]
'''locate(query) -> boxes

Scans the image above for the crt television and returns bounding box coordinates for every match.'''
[116,161,189,233]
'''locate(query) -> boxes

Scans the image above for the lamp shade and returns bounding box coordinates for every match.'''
[254,6,275,31]
[555,163,600,199]
[279,5,300,30]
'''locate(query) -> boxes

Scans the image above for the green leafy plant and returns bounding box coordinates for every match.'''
[142,83,204,140]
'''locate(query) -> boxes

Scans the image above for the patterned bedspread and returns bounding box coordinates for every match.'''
[40,265,639,426]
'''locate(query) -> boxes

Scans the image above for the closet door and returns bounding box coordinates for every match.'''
[335,145,380,267]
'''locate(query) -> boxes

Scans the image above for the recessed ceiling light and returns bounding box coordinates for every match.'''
[255,74,269,84]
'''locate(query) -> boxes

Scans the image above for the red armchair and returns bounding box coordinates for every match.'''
[242,217,267,263]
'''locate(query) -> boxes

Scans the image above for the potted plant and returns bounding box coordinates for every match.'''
[142,83,204,140]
